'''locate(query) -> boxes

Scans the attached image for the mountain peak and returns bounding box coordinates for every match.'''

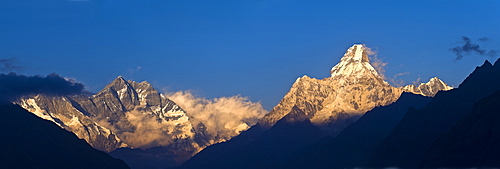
[330,44,382,80]
[482,60,493,68]
[259,44,401,130]
[103,76,131,91]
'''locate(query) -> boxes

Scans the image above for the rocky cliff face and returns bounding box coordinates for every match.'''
[259,44,402,132]
[16,77,214,156]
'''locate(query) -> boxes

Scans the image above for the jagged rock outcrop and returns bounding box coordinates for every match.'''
[402,77,453,97]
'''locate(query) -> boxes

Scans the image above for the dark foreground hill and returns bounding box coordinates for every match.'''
[285,92,432,169]
[368,59,500,168]
[422,89,500,168]
[0,104,130,169]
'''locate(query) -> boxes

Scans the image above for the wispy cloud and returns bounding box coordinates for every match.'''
[0,58,23,72]
[389,72,410,87]
[450,36,499,60]
[365,46,388,80]
[129,66,142,74]
[413,77,422,85]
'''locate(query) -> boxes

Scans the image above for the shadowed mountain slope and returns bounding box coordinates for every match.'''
[0,104,130,169]
[421,89,500,168]
[368,59,500,168]
[285,92,432,169]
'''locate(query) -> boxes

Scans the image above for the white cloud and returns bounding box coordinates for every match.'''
[165,90,268,141]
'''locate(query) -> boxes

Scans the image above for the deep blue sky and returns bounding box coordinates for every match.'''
[1,0,499,110]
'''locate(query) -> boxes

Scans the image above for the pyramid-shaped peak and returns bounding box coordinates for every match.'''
[330,44,382,80]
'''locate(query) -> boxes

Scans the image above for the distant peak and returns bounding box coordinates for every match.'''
[402,77,453,97]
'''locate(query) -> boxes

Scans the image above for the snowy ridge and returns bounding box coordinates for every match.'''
[18,97,60,127]
[402,77,453,97]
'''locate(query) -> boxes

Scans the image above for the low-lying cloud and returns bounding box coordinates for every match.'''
[450,36,499,60]
[165,91,268,141]
[114,110,185,149]
[0,73,85,102]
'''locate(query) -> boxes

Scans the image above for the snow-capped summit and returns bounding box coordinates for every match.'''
[330,44,382,81]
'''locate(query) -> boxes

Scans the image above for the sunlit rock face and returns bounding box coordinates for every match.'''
[402,77,453,97]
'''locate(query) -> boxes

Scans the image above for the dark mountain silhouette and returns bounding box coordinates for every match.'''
[0,104,129,169]
[284,92,432,169]
[367,58,500,168]
[421,89,500,168]
[178,121,265,169]
[110,146,192,169]
[180,106,327,169]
